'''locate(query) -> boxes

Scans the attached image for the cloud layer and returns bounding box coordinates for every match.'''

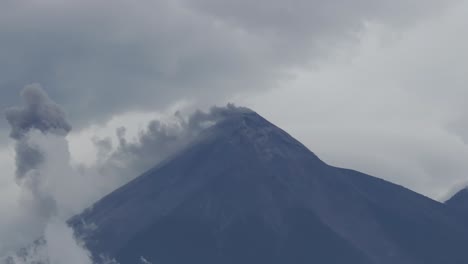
[240,2,468,199]
[0,0,455,136]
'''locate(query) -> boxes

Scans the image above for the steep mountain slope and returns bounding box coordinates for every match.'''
[70,108,468,264]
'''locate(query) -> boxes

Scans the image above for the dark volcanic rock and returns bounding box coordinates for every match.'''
[446,187,468,218]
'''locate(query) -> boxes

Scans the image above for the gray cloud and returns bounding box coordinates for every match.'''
[186,0,450,50]
[5,84,71,140]
[240,2,468,199]
[1,87,93,261]
[14,140,44,182]
[4,84,74,221]
[0,0,456,138]
[5,84,71,179]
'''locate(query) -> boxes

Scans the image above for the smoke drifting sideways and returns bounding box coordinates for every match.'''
[1,84,247,263]
[95,103,251,185]
[2,84,93,264]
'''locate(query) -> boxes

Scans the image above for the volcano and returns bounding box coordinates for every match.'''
[70,107,468,264]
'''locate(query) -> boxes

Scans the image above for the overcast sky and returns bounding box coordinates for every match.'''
[1,0,468,220]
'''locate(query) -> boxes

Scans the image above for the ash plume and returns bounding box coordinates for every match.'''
[5,84,71,179]
[2,84,92,263]
[95,104,252,183]
[5,83,71,140]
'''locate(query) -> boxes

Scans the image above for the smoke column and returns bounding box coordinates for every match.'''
[3,84,92,264]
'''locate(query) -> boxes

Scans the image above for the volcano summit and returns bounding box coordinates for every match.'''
[69,107,468,264]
